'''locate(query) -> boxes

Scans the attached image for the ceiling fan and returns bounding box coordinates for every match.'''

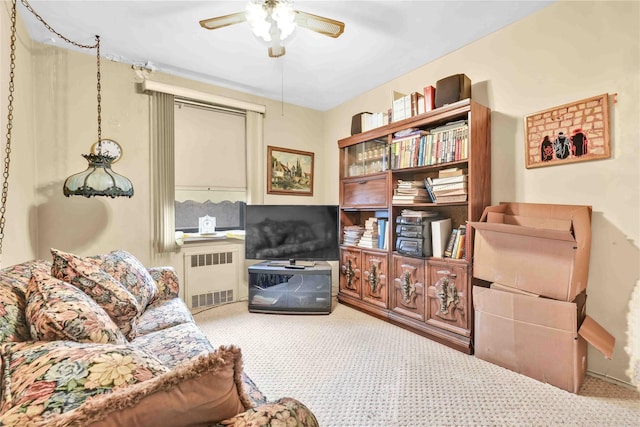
[199,0,345,58]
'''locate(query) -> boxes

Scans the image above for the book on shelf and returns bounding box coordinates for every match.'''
[400,209,439,218]
[377,219,387,249]
[394,188,429,196]
[432,188,467,197]
[434,194,467,203]
[438,167,465,178]
[431,181,468,192]
[392,196,431,204]
[392,91,411,122]
[452,225,466,259]
[396,179,423,187]
[410,91,425,116]
[448,225,463,259]
[431,174,468,185]
[443,228,458,258]
[431,218,452,258]
[423,85,435,112]
[423,178,437,203]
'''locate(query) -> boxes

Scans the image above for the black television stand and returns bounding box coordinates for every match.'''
[248,261,331,314]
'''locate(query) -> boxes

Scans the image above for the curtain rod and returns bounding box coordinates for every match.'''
[141,80,266,114]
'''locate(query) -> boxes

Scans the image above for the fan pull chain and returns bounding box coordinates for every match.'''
[281,57,285,116]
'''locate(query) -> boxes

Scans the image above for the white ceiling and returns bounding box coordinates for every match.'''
[18,1,554,111]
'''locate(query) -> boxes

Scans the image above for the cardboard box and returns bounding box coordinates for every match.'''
[468,202,592,301]
[473,286,615,393]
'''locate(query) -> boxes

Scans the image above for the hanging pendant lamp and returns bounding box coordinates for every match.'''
[62,35,134,198]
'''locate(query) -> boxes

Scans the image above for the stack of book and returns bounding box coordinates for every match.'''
[392,180,430,203]
[444,225,467,259]
[357,218,379,249]
[343,225,365,246]
[424,167,468,203]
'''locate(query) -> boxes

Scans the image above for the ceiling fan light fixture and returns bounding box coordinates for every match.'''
[199,0,345,57]
[246,2,271,41]
[272,1,296,40]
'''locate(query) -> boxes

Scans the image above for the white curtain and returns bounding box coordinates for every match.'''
[246,110,265,205]
[151,91,178,253]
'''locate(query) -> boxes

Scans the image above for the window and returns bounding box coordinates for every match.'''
[147,81,265,253]
[174,101,246,232]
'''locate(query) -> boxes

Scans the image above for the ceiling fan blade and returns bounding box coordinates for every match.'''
[294,10,345,38]
[199,11,247,30]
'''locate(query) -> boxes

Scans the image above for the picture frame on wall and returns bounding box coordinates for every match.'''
[267,146,314,196]
[524,93,610,169]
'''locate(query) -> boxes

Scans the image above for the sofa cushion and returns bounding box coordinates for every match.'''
[25,270,127,345]
[50,248,140,340]
[132,322,214,369]
[43,346,252,427]
[94,250,158,309]
[147,266,180,300]
[135,297,195,336]
[0,340,169,425]
[211,397,320,427]
[0,260,52,343]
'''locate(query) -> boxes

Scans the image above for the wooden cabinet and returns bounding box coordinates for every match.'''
[337,99,491,354]
[426,259,471,338]
[362,250,388,308]
[339,247,361,300]
[390,255,426,322]
[338,246,389,318]
[341,174,388,209]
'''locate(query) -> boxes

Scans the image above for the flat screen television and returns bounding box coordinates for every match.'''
[245,205,339,262]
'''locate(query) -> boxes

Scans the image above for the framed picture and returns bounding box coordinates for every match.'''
[267,146,314,196]
[524,93,610,169]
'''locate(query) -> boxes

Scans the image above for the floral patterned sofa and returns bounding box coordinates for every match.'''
[0,249,319,427]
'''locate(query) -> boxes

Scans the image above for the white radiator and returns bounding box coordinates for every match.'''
[184,247,239,309]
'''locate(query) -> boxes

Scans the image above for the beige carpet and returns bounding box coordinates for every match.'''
[194,301,640,427]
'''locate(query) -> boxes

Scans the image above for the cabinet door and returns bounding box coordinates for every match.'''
[362,251,388,308]
[339,248,361,299]
[426,261,470,336]
[341,175,388,208]
[390,255,425,321]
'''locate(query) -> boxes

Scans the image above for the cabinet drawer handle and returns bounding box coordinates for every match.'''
[358,181,367,185]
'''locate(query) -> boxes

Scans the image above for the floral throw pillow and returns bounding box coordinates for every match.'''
[95,250,158,309]
[43,345,251,427]
[0,260,53,343]
[26,270,127,345]
[0,341,169,426]
[50,248,140,340]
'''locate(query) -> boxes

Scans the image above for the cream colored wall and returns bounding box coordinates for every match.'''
[0,1,37,266]
[324,0,639,385]
[5,0,636,385]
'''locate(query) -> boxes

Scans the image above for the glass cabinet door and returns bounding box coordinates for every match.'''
[343,138,389,177]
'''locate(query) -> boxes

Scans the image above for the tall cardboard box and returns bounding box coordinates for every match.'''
[473,286,614,393]
[468,202,592,301]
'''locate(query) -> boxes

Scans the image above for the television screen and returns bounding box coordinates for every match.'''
[245,205,339,261]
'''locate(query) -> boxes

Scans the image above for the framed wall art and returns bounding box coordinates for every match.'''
[524,93,610,169]
[267,146,314,196]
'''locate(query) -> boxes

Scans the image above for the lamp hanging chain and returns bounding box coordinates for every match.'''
[96,36,102,145]
[19,0,98,50]
[20,0,102,149]
[0,0,17,261]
